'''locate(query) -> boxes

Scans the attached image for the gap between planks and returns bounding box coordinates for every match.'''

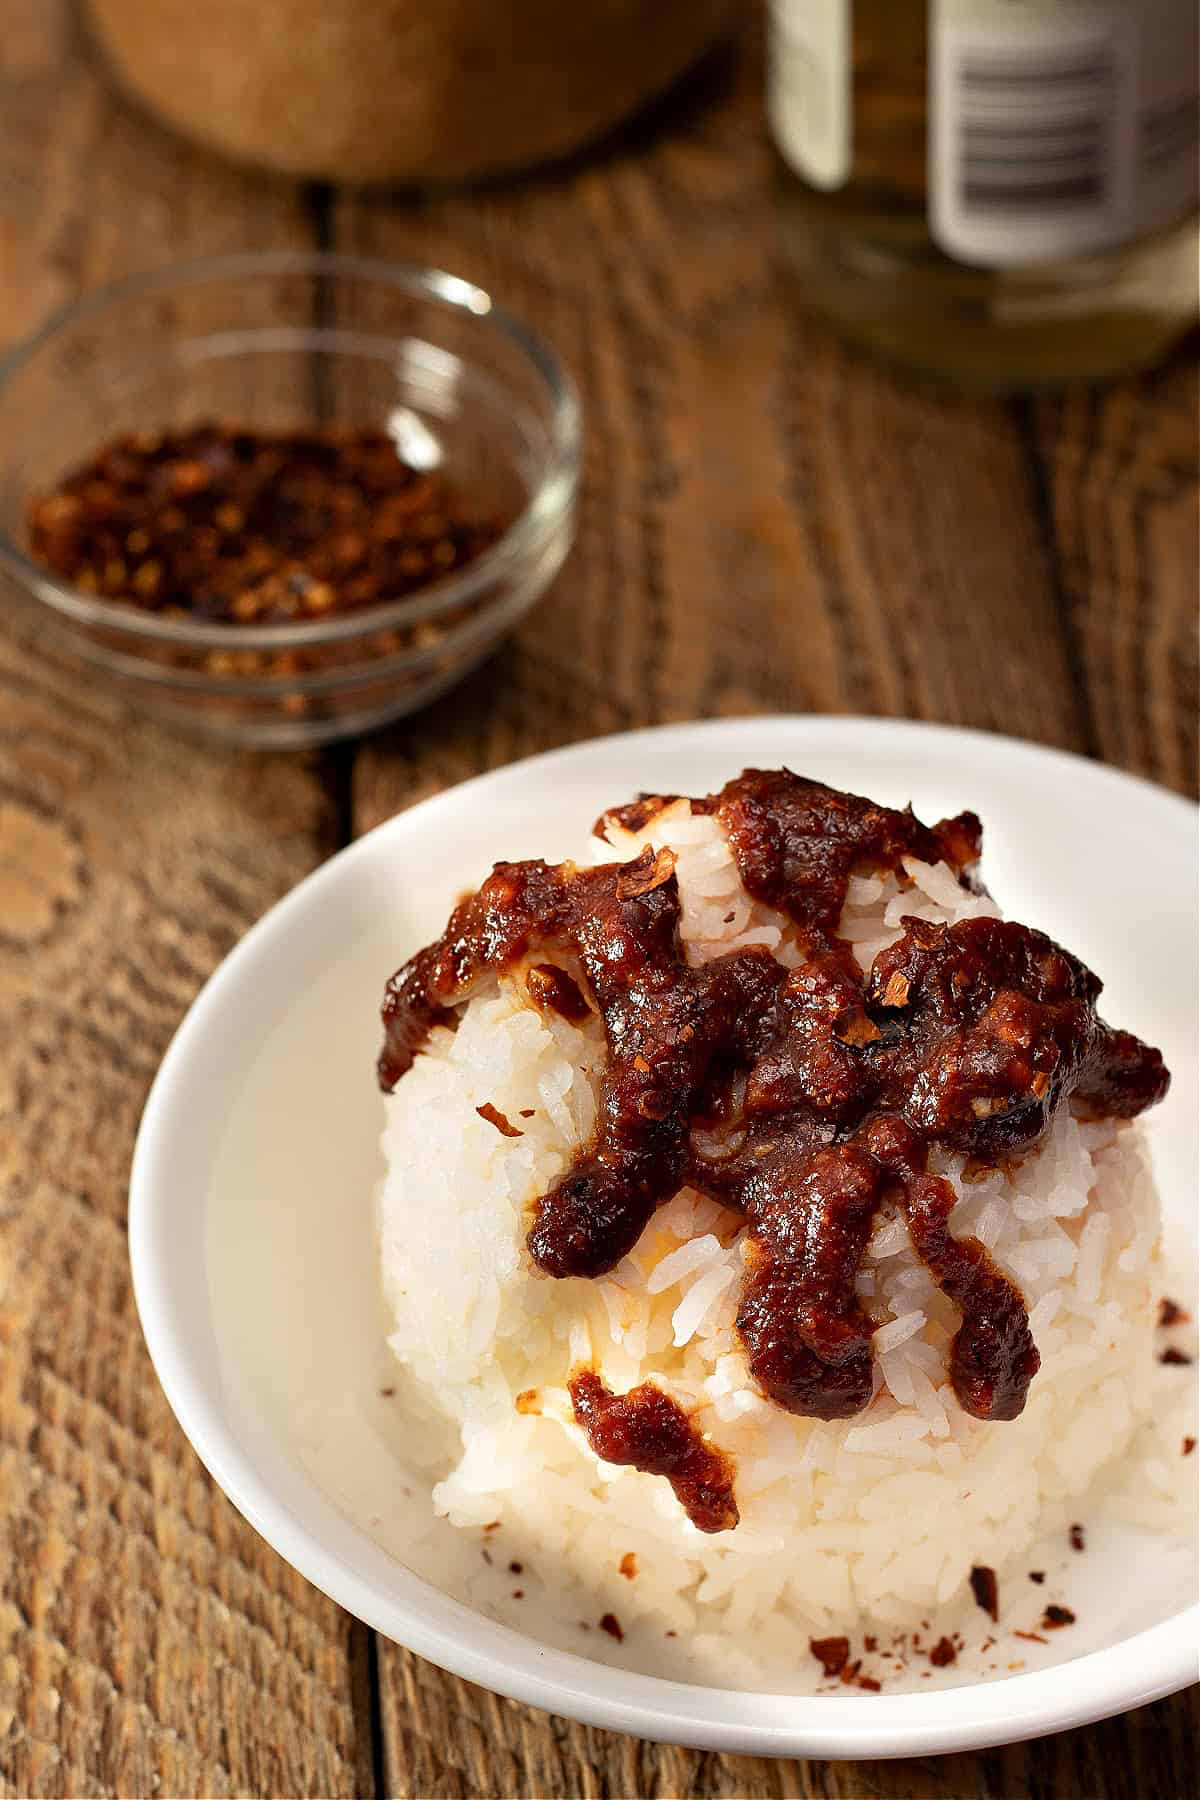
[1010,395,1103,763]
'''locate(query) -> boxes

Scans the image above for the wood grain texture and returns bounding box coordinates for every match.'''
[332,36,1200,1800]
[1,8,1196,1799]
[372,1650,1199,1800]
[337,48,1092,838]
[1028,355,1200,797]
[0,629,359,1800]
[0,6,365,1797]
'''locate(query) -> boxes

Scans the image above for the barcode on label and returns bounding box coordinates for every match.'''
[930,8,1138,266]
[956,48,1115,213]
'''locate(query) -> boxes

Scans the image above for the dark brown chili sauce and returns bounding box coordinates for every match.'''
[567,1370,738,1533]
[525,962,592,1024]
[378,771,1169,1525]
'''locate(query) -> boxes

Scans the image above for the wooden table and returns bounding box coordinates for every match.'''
[2,8,1196,1797]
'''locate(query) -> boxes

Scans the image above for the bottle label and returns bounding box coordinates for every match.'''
[930,0,1200,267]
[768,0,852,192]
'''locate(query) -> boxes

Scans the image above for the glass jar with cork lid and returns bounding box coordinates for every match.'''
[768,0,1200,389]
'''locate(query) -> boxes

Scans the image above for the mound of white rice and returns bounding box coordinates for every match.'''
[377,800,1170,1664]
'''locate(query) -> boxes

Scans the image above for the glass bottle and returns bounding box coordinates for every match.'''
[768,0,1200,389]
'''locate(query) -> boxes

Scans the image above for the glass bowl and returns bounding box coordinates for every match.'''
[0,253,580,748]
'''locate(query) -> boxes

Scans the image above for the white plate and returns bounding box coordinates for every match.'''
[129,717,1199,1758]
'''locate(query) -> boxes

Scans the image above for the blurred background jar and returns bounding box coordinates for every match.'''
[84,0,732,186]
[768,0,1200,389]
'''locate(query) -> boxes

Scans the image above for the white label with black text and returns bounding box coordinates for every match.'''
[768,0,852,192]
[930,0,1199,266]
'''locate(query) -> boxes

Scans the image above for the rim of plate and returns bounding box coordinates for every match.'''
[129,716,1199,1758]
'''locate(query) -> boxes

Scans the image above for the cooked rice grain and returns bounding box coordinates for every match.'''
[378,802,1180,1662]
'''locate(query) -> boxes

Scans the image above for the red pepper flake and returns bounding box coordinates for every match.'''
[723,911,736,924]
[665,1629,677,1638]
[525,963,591,1024]
[839,1658,862,1685]
[26,424,506,628]
[837,1010,883,1048]
[810,1636,850,1678]
[1183,1437,1196,1456]
[881,971,911,1009]
[515,1389,541,1415]
[928,1637,957,1667]
[1015,1631,1048,1644]
[483,1520,502,1532]
[511,1589,524,1600]
[619,1552,638,1580]
[1041,1605,1075,1629]
[1159,1347,1193,1365]
[599,1612,624,1643]
[1069,1522,1086,1552]
[519,1108,536,1118]
[1158,1297,1190,1328]
[858,1676,882,1692]
[970,1565,999,1622]
[379,1386,395,1398]
[615,846,676,900]
[1028,1571,1046,1584]
[477,1103,523,1138]
[509,1561,523,1575]
[864,1635,878,1653]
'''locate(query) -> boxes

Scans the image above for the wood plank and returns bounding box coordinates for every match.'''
[334,33,1199,1800]
[1027,356,1200,798]
[0,7,366,1796]
[338,48,1088,837]
[341,1650,1200,1800]
[3,9,1190,1796]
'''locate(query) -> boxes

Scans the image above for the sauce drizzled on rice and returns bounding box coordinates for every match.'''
[377,771,1172,1553]
[568,1369,738,1533]
[376,777,1180,1605]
